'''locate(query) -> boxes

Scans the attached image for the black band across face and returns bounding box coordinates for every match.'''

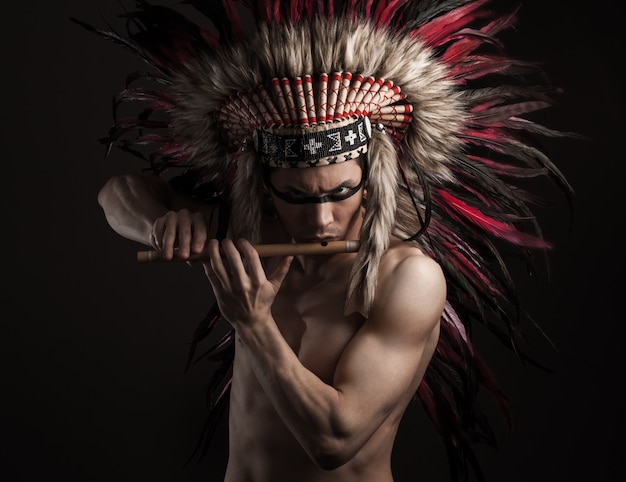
[264,167,366,205]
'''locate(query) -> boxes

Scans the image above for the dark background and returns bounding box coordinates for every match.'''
[3,1,624,481]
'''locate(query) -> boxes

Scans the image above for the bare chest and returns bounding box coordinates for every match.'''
[269,277,363,383]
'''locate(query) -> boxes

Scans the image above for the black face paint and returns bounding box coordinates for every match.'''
[264,168,366,205]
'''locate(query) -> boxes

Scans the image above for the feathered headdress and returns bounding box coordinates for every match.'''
[73,1,574,480]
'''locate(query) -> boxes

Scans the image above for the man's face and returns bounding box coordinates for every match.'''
[267,159,365,243]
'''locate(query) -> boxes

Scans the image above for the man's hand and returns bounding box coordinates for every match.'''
[202,239,293,327]
[150,208,210,262]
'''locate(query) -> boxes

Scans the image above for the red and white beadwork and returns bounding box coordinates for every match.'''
[215,72,413,149]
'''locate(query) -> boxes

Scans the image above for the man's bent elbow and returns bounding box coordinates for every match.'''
[309,436,359,471]
[313,452,351,471]
[315,454,351,471]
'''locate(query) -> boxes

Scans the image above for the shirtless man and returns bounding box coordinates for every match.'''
[98,157,446,481]
[85,1,570,480]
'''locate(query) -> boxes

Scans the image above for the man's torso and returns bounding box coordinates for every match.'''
[224,238,431,482]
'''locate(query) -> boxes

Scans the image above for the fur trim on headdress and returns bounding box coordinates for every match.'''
[348,127,400,313]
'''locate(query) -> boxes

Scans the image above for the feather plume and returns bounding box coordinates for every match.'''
[75,2,575,480]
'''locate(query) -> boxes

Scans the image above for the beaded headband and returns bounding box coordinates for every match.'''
[254,116,371,167]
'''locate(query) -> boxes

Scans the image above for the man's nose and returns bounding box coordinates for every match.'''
[306,202,334,227]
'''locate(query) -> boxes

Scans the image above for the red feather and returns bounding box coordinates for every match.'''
[442,240,502,296]
[414,0,490,47]
[374,0,410,26]
[436,189,550,248]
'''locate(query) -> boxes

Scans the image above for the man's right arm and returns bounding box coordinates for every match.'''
[98,173,218,260]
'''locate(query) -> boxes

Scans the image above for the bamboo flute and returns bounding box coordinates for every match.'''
[136,240,361,264]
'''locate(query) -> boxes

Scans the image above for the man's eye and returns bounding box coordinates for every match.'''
[333,186,351,195]
[288,191,307,198]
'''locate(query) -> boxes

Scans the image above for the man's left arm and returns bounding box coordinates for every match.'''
[204,238,446,470]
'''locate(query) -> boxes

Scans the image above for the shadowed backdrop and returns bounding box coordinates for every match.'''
[2,1,624,481]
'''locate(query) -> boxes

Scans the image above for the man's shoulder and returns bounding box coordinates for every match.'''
[379,238,443,283]
[369,238,446,330]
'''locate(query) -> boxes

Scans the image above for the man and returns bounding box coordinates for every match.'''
[99,158,445,481]
[83,0,572,480]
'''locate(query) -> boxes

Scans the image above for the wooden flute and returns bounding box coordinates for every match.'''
[136,240,361,263]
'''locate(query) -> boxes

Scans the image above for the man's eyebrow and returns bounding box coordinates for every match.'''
[285,177,358,191]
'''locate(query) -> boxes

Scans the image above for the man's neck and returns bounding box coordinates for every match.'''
[292,250,356,282]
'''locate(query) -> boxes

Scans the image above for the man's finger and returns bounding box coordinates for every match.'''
[175,210,193,258]
[268,256,294,289]
[207,239,231,288]
[190,212,208,254]
[221,239,249,286]
[237,239,265,284]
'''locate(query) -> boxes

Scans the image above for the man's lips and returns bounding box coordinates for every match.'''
[301,236,338,243]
